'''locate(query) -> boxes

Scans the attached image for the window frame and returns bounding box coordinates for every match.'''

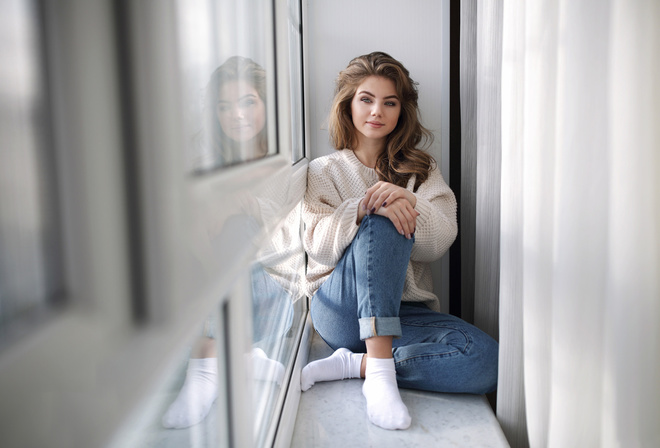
[0,0,309,447]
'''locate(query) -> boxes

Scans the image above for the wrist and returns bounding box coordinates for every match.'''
[356,198,366,225]
[408,192,417,208]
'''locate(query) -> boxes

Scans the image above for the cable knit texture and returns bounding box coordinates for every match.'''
[303,149,458,312]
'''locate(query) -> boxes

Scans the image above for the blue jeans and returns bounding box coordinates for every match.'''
[311,215,498,394]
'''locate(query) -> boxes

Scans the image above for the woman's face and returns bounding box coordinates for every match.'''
[217,80,266,143]
[350,76,401,147]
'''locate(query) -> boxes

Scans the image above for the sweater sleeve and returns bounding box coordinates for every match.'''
[303,161,361,267]
[410,167,458,262]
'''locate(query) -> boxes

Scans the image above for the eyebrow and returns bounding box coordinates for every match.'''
[218,93,258,103]
[357,90,399,100]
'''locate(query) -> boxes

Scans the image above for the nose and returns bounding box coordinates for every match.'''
[233,105,245,120]
[371,102,382,117]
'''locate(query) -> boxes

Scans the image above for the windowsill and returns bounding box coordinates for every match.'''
[290,325,510,447]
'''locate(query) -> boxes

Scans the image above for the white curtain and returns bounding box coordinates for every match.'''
[498,1,660,447]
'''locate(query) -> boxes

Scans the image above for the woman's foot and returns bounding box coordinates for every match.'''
[362,357,411,430]
[301,348,363,391]
[162,358,218,429]
[251,347,286,386]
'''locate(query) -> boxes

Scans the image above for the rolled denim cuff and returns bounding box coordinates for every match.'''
[359,316,402,340]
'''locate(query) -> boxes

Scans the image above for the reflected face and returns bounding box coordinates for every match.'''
[217,80,266,143]
[351,76,401,147]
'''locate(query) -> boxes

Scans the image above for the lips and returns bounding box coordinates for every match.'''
[366,121,385,128]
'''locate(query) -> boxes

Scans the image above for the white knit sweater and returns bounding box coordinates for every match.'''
[303,149,458,312]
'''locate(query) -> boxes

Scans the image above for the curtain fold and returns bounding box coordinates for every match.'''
[499,1,660,447]
[497,0,528,445]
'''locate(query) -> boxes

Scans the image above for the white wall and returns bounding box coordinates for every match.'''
[303,0,451,310]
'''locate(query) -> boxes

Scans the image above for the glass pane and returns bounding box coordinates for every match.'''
[122,2,307,446]
[177,0,277,173]
[116,313,225,448]
[288,0,305,162]
[0,0,63,341]
[252,202,305,446]
[118,201,305,448]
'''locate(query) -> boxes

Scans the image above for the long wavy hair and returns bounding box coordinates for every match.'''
[329,51,434,190]
[203,56,268,166]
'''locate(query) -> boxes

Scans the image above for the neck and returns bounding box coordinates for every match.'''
[353,137,386,168]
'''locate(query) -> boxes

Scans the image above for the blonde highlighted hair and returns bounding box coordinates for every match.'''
[328,51,434,190]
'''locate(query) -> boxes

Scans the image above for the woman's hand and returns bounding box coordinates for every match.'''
[363,181,417,215]
[358,181,419,238]
[374,197,419,238]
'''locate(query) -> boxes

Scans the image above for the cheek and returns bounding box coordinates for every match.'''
[351,101,362,121]
[217,112,231,134]
[351,98,363,118]
[351,113,361,131]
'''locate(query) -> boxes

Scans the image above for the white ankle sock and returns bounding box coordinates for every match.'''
[301,348,363,391]
[162,358,218,429]
[251,347,285,386]
[362,357,411,430]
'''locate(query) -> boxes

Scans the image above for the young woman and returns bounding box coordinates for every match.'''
[301,52,498,430]
[192,55,268,172]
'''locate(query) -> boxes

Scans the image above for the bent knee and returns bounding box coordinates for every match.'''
[361,214,401,237]
[358,215,413,251]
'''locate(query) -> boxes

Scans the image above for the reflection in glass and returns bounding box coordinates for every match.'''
[192,56,270,171]
[251,203,305,447]
[127,194,304,447]
[192,185,305,446]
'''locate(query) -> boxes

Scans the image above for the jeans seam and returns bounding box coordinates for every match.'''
[394,349,462,366]
[366,218,373,319]
[399,323,473,354]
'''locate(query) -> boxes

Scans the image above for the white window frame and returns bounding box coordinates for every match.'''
[0,1,309,447]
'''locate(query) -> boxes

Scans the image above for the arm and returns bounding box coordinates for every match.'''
[409,168,458,262]
[302,163,362,267]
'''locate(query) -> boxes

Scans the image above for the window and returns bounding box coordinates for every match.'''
[110,0,309,446]
[0,1,308,447]
[177,0,278,172]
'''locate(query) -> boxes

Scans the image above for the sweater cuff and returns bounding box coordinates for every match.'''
[341,198,362,240]
[413,195,433,228]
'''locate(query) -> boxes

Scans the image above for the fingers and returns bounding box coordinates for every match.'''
[395,205,417,238]
[364,181,399,214]
[363,182,414,215]
[374,200,417,238]
[362,182,385,214]
[362,183,419,238]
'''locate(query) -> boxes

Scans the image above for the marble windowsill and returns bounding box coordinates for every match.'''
[291,331,510,448]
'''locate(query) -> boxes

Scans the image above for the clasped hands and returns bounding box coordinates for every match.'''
[357,181,419,239]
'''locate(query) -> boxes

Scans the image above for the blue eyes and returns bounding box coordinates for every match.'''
[217,98,258,112]
[360,97,398,107]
